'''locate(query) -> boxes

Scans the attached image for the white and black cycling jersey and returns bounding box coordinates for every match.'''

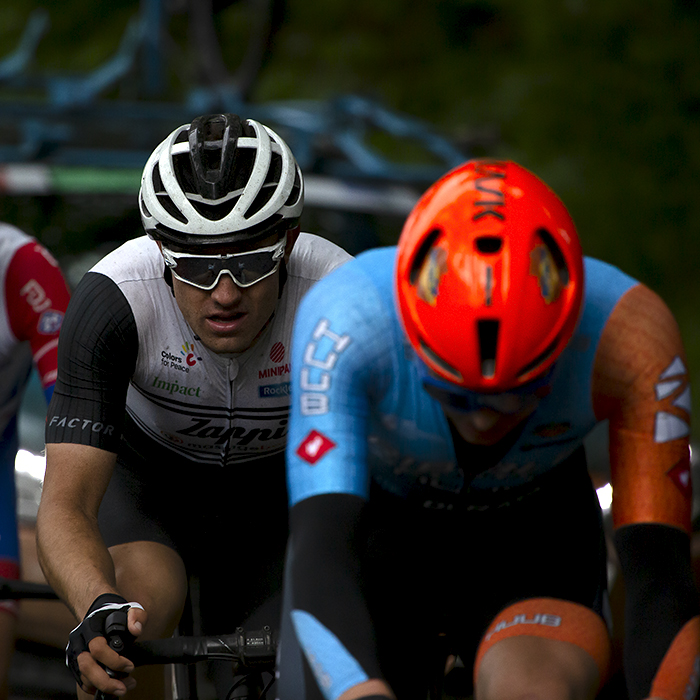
[46,233,351,467]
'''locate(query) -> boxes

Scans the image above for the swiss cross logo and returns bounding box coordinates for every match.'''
[296,430,336,465]
[667,455,692,500]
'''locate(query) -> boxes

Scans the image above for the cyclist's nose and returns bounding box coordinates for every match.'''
[464,409,502,432]
[448,409,503,441]
[210,272,242,305]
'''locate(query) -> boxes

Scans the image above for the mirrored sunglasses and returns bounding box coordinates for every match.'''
[162,235,287,290]
[417,362,553,415]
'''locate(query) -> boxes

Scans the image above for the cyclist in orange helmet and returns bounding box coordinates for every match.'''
[395,160,583,392]
[279,160,696,700]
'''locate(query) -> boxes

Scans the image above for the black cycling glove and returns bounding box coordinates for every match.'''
[66,593,143,689]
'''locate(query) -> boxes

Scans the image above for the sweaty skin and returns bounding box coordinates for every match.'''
[167,231,298,355]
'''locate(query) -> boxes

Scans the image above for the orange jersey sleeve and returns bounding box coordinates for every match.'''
[592,283,691,532]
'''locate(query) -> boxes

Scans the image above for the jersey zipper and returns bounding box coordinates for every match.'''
[221,356,239,467]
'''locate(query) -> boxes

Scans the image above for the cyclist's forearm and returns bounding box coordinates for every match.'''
[37,443,119,620]
[36,504,118,620]
[290,494,386,693]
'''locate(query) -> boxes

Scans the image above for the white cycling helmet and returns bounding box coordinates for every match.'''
[139,113,304,249]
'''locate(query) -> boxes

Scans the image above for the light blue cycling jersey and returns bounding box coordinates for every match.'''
[286,247,638,508]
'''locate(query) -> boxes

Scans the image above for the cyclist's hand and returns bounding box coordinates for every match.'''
[66,593,146,696]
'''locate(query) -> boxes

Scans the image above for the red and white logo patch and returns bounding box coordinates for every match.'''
[270,342,285,363]
[667,455,692,500]
[296,430,336,465]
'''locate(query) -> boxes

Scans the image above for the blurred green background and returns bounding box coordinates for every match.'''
[1,0,699,413]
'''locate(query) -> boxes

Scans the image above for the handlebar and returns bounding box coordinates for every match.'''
[0,577,276,698]
[95,609,275,700]
[126,628,276,669]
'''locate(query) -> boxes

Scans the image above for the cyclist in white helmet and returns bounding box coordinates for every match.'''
[36,113,352,700]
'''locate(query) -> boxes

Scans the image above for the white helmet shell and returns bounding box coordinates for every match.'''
[139,114,304,248]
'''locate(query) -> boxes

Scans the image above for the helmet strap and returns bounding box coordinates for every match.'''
[163,264,175,295]
[278,259,288,299]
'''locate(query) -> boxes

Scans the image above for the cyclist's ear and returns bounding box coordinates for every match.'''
[284,226,300,261]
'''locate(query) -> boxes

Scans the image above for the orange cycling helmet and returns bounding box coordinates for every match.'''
[395,159,584,392]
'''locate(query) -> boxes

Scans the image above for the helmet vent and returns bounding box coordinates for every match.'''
[418,338,463,383]
[478,320,499,378]
[157,198,188,225]
[151,162,190,225]
[516,334,560,380]
[188,113,243,200]
[245,151,284,219]
[409,229,442,285]
[139,194,151,219]
[284,168,302,207]
[476,236,502,254]
[537,228,569,285]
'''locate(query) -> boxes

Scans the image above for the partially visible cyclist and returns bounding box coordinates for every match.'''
[35,113,352,699]
[0,223,70,700]
[278,160,698,700]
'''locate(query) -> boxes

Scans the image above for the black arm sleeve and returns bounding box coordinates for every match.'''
[614,522,700,700]
[45,271,137,451]
[289,493,384,683]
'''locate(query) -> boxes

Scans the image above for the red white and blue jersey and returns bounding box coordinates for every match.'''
[0,223,70,584]
[0,224,69,434]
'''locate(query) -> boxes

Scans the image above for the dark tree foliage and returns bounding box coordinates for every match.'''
[1,0,699,413]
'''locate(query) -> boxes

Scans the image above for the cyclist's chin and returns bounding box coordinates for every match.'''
[446,409,531,445]
[199,330,255,355]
